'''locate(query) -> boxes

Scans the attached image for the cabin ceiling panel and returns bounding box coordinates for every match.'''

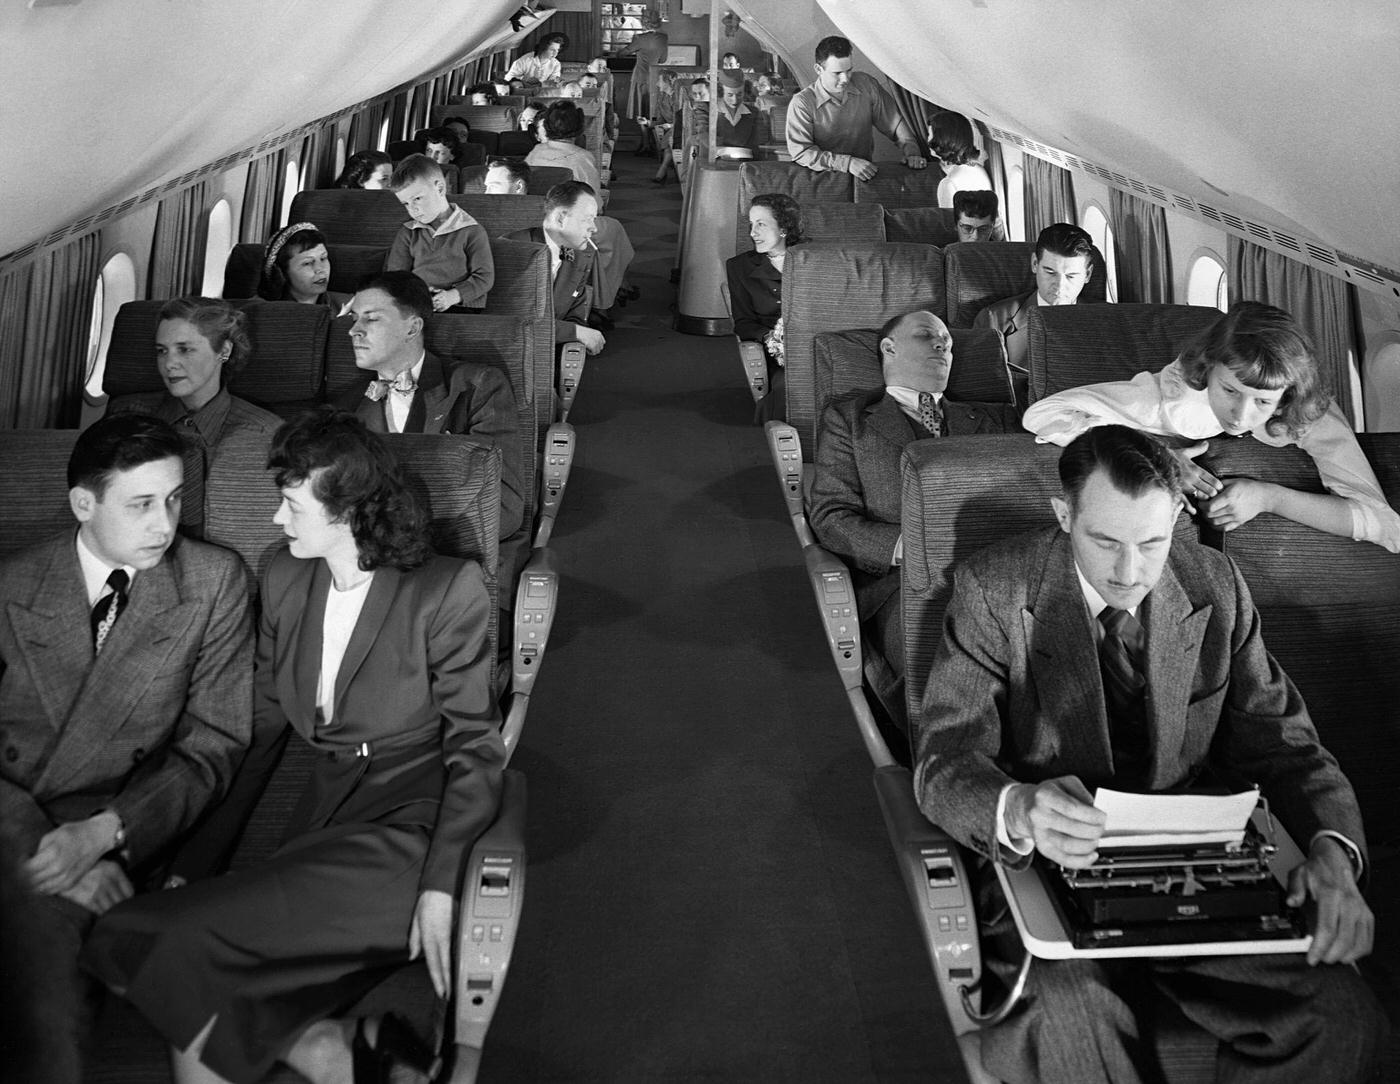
[818,0,1400,274]
[0,0,517,257]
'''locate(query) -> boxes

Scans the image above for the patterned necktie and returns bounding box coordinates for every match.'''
[178,414,206,538]
[363,372,418,402]
[91,569,130,654]
[917,392,943,437]
[559,246,576,263]
[1098,607,1149,783]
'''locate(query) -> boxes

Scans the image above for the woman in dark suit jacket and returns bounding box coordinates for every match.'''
[83,408,506,1084]
[725,192,805,422]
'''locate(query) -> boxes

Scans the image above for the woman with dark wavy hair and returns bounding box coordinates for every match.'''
[725,193,805,422]
[333,149,393,190]
[83,407,506,1084]
[256,223,350,311]
[1024,300,1400,550]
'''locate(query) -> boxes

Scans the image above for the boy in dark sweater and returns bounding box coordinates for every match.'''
[386,154,494,311]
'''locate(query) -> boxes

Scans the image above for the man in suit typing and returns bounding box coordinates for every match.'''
[503,179,607,356]
[913,425,1385,1083]
[974,221,1095,381]
[809,309,1019,711]
[0,414,252,975]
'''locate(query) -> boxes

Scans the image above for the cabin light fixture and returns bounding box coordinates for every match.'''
[28,0,83,7]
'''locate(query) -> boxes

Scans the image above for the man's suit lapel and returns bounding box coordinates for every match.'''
[34,550,199,794]
[1010,292,1035,335]
[1141,559,1212,787]
[1021,535,1114,779]
[5,539,93,734]
[410,353,451,434]
[285,560,330,734]
[866,393,919,449]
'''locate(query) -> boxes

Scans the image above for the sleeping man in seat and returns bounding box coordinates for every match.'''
[912,424,1385,1084]
[808,309,1019,717]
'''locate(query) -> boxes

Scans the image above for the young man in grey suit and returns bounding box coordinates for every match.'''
[913,424,1384,1083]
[0,414,252,980]
[809,309,1020,710]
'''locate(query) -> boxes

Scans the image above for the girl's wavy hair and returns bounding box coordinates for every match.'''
[334,149,392,189]
[158,297,251,374]
[268,407,431,571]
[1178,300,1330,439]
[749,192,806,247]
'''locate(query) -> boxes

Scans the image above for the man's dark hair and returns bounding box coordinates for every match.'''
[1058,425,1183,510]
[748,192,805,247]
[268,407,430,571]
[69,413,184,497]
[354,269,434,324]
[953,189,999,221]
[1034,222,1094,262]
[487,157,532,188]
[423,125,461,156]
[814,35,852,65]
[544,178,597,216]
[542,100,585,140]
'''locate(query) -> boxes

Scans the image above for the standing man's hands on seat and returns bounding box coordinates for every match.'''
[1004,775,1106,868]
[904,155,927,170]
[846,157,878,181]
[575,326,606,355]
[1289,836,1374,966]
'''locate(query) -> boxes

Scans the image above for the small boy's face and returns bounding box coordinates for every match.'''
[469,92,489,105]
[722,86,741,108]
[425,142,453,166]
[396,176,450,225]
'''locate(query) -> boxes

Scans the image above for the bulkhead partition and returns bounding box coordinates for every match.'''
[1026,302,1221,403]
[782,241,947,451]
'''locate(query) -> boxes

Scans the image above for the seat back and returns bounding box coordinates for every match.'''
[105,300,328,416]
[289,189,406,248]
[387,138,422,163]
[223,243,388,299]
[812,328,1013,417]
[480,237,551,321]
[797,202,887,246]
[433,104,520,133]
[1204,434,1400,843]
[884,207,959,247]
[325,313,544,533]
[0,429,80,558]
[1027,303,1222,403]
[222,244,265,299]
[735,160,854,252]
[783,242,946,451]
[899,436,1200,725]
[854,166,944,209]
[449,194,548,239]
[455,165,572,195]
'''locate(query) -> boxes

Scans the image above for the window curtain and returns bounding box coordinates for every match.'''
[408,84,431,136]
[387,93,410,142]
[885,81,934,158]
[240,151,286,244]
[150,182,209,299]
[297,124,338,192]
[0,233,102,427]
[1108,189,1172,304]
[1023,155,1076,239]
[1227,236,1358,424]
[983,135,1008,217]
[347,101,386,155]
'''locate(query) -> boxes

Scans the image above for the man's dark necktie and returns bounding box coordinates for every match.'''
[917,392,943,436]
[178,414,206,538]
[91,569,130,654]
[1098,606,1149,785]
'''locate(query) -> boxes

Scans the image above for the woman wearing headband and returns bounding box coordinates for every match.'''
[257,223,351,313]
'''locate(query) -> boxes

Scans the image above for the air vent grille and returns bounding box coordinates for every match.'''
[985,124,1400,298]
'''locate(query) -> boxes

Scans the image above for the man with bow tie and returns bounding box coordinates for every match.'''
[504,179,607,356]
[809,310,1020,719]
[336,270,523,551]
[0,414,252,995]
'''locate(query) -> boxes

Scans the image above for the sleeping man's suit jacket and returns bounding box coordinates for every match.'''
[0,532,253,868]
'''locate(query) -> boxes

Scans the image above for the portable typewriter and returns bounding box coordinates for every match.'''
[1039,799,1308,949]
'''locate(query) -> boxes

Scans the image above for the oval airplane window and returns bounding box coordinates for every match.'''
[1006,163,1025,243]
[378,115,391,151]
[201,199,233,298]
[84,252,137,400]
[1364,337,1400,432]
[281,161,300,228]
[1081,203,1118,303]
[1187,251,1228,312]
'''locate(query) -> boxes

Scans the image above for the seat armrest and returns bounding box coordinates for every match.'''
[503,547,559,757]
[737,339,769,403]
[450,770,528,1083]
[533,422,575,549]
[557,342,587,422]
[872,766,985,1040]
[763,420,813,547]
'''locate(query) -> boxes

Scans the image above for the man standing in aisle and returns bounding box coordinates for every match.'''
[786,35,927,180]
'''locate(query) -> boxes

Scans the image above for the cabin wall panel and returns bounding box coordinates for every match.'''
[95,205,161,308]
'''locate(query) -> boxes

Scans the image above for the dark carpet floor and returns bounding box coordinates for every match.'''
[480,143,964,1081]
